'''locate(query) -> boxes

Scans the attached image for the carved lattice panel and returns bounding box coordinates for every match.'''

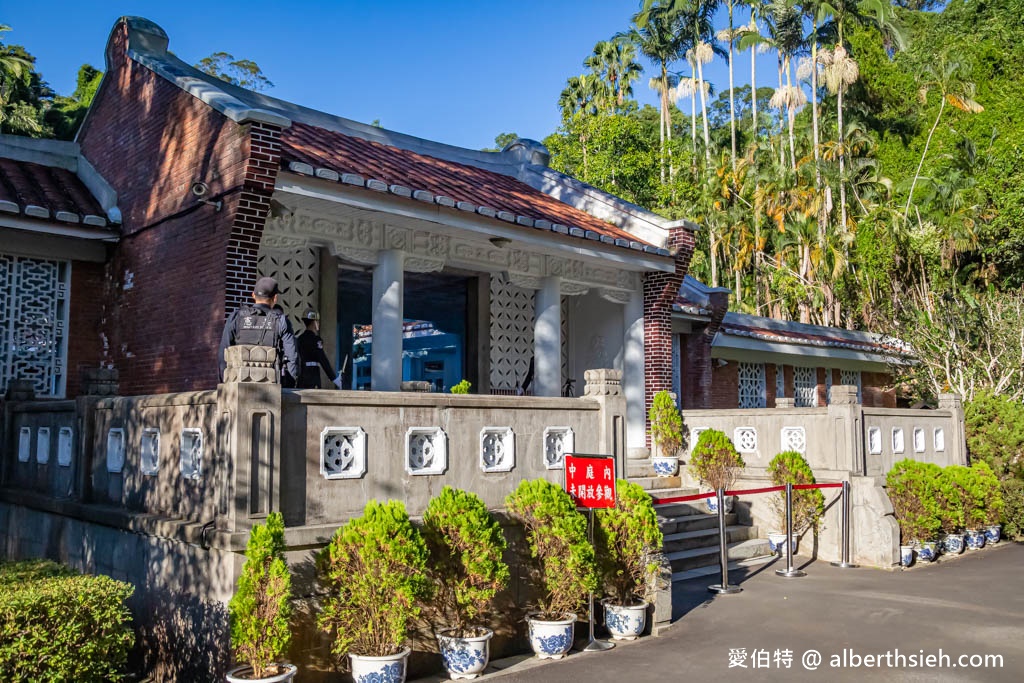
[794,366,817,407]
[405,427,447,475]
[141,428,160,476]
[480,427,515,473]
[180,428,203,480]
[734,427,757,453]
[738,362,766,408]
[36,427,50,464]
[913,427,926,453]
[0,254,70,397]
[840,369,862,402]
[561,295,570,387]
[320,427,367,479]
[57,427,73,467]
[775,364,785,400]
[543,426,574,470]
[781,426,806,454]
[255,246,319,326]
[867,426,882,455]
[489,273,534,391]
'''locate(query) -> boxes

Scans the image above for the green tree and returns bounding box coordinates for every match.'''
[195,51,273,91]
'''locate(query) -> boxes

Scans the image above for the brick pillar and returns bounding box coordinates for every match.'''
[643,227,694,446]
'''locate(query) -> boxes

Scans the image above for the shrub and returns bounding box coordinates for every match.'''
[1001,478,1024,539]
[450,380,472,395]
[935,466,969,533]
[0,560,134,681]
[648,390,683,457]
[422,486,509,636]
[228,512,292,679]
[317,500,431,658]
[886,460,942,543]
[595,479,663,605]
[948,465,989,529]
[767,451,825,536]
[688,429,745,491]
[965,391,1024,479]
[971,461,1004,527]
[505,479,597,620]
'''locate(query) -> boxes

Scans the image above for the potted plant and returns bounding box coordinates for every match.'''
[422,486,510,680]
[688,429,745,513]
[886,461,942,565]
[936,467,968,555]
[505,479,596,659]
[317,500,432,683]
[973,461,1004,544]
[648,390,683,476]
[450,380,472,395]
[767,451,826,558]
[594,479,663,640]
[227,512,296,683]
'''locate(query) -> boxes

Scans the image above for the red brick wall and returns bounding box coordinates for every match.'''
[76,20,281,395]
[862,371,896,408]
[766,363,777,407]
[66,260,107,397]
[709,361,738,409]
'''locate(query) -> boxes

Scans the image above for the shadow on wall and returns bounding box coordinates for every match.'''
[132,589,229,682]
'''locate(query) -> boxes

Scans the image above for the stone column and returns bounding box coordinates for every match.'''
[828,386,862,473]
[584,369,627,470]
[318,247,339,382]
[534,275,561,397]
[938,393,967,466]
[371,249,404,392]
[623,288,646,457]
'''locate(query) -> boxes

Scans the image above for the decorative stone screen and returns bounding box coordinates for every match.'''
[734,427,757,453]
[775,364,785,400]
[320,427,367,479]
[934,428,945,452]
[840,369,862,402]
[405,427,447,475]
[106,428,125,473]
[180,428,203,480]
[781,426,806,454]
[892,427,905,454]
[489,274,534,391]
[794,366,816,407]
[141,428,160,476]
[18,427,31,462]
[255,246,319,326]
[36,427,50,464]
[0,254,70,397]
[913,427,926,453]
[543,426,574,469]
[738,362,766,408]
[480,427,515,473]
[57,427,73,467]
[867,426,882,455]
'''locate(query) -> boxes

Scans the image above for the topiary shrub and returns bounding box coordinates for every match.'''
[317,500,432,658]
[648,390,683,457]
[0,560,134,681]
[886,460,942,543]
[948,465,988,530]
[228,511,292,679]
[422,486,510,637]
[595,479,663,605]
[688,429,745,491]
[965,391,1024,479]
[935,465,969,534]
[450,380,472,395]
[767,451,825,536]
[505,479,596,620]
[971,461,1003,527]
[1001,478,1024,539]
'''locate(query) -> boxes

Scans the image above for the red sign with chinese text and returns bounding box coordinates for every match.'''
[564,454,616,508]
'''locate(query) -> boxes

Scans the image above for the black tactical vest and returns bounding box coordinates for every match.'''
[235,306,279,346]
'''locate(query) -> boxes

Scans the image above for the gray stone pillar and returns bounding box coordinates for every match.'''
[372,249,404,392]
[938,393,968,465]
[623,288,646,457]
[828,386,862,473]
[319,247,339,381]
[223,346,279,383]
[775,397,795,408]
[584,369,627,473]
[534,275,561,397]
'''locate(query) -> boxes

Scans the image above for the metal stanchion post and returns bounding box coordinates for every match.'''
[776,482,806,578]
[584,507,614,651]
[831,480,859,569]
[708,487,741,594]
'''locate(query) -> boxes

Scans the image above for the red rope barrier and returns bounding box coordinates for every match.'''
[794,482,843,490]
[724,485,786,496]
[650,491,715,505]
[650,482,845,505]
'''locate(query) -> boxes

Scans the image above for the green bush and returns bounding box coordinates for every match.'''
[688,429,745,491]
[648,390,683,457]
[935,466,969,533]
[886,460,943,543]
[768,451,825,536]
[422,486,509,636]
[595,479,663,605]
[317,500,431,658]
[0,560,134,682]
[965,391,1024,478]
[948,465,989,530]
[228,512,292,679]
[971,461,1004,527]
[450,380,472,395]
[1001,478,1024,539]
[505,479,597,620]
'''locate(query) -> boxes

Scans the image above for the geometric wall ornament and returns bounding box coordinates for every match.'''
[57,426,73,467]
[36,427,50,464]
[543,426,574,470]
[140,428,160,476]
[106,428,125,473]
[840,369,862,402]
[738,362,766,409]
[180,428,203,480]
[867,426,882,455]
[405,427,447,475]
[18,427,31,462]
[734,427,757,454]
[913,427,925,454]
[320,427,367,479]
[934,428,945,452]
[480,426,515,473]
[892,427,905,454]
[489,273,535,392]
[794,366,816,407]
[781,426,807,454]
[255,246,319,330]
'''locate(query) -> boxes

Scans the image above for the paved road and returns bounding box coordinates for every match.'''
[489,542,1024,682]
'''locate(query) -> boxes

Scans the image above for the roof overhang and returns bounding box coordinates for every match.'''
[0,214,119,244]
[711,331,909,372]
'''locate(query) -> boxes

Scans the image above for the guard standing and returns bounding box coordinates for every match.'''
[218,277,300,384]
[296,309,343,389]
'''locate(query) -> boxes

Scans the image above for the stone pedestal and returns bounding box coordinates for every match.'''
[223,345,279,383]
[80,367,119,396]
[3,379,36,401]
[775,397,795,408]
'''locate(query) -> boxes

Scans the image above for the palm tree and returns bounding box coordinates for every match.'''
[716,0,741,175]
[903,56,983,221]
[819,45,858,232]
[585,39,643,109]
[763,0,805,171]
[0,25,37,134]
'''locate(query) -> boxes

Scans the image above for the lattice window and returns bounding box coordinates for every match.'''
[543,426,574,470]
[775,364,785,400]
[489,274,534,391]
[18,427,31,462]
[781,426,806,454]
[180,428,203,480]
[0,254,70,398]
[255,246,319,326]
[734,427,757,453]
[320,427,367,479]
[840,369,862,403]
[141,428,160,476]
[738,362,766,408]
[934,428,945,452]
[480,427,515,473]
[57,427,73,467]
[106,428,125,473]
[913,427,925,453]
[405,427,447,475]
[867,426,882,455]
[794,366,817,407]
[36,427,50,464]
[892,428,905,454]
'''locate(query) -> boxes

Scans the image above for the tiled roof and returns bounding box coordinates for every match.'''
[280,123,670,255]
[0,158,111,227]
[673,294,713,317]
[719,314,912,357]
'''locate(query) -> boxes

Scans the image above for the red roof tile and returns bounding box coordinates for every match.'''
[280,123,658,249]
[0,158,107,224]
[720,321,910,356]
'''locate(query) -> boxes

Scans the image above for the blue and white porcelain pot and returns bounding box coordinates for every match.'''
[603,601,647,641]
[226,664,297,683]
[651,456,679,477]
[436,628,492,680]
[900,545,915,567]
[705,493,734,514]
[767,531,797,557]
[917,541,938,563]
[526,613,576,659]
[350,647,410,683]
[965,529,986,550]
[942,533,965,555]
[985,524,1002,544]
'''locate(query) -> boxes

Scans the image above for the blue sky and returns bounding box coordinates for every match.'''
[4,1,762,150]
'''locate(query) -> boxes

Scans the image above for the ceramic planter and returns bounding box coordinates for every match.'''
[705,493,734,514]
[942,533,965,555]
[900,545,915,567]
[651,456,679,477]
[225,664,297,683]
[350,647,411,683]
[916,541,938,563]
[767,531,796,557]
[436,628,492,680]
[526,613,576,659]
[985,524,1002,544]
[603,601,647,641]
[965,529,986,550]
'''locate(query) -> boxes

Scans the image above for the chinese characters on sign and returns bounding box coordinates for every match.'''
[564,454,616,508]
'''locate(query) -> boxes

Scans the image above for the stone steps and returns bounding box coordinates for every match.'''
[627,475,683,491]
[665,538,775,574]
[663,525,760,553]
[660,512,737,535]
[671,552,778,583]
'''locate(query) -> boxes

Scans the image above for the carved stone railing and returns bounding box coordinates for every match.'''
[223,345,279,383]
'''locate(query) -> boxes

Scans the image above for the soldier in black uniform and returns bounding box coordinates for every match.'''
[296,309,343,389]
[218,276,299,384]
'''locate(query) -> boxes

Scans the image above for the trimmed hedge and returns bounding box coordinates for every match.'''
[0,560,134,682]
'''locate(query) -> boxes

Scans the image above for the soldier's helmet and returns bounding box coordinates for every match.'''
[302,309,320,322]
